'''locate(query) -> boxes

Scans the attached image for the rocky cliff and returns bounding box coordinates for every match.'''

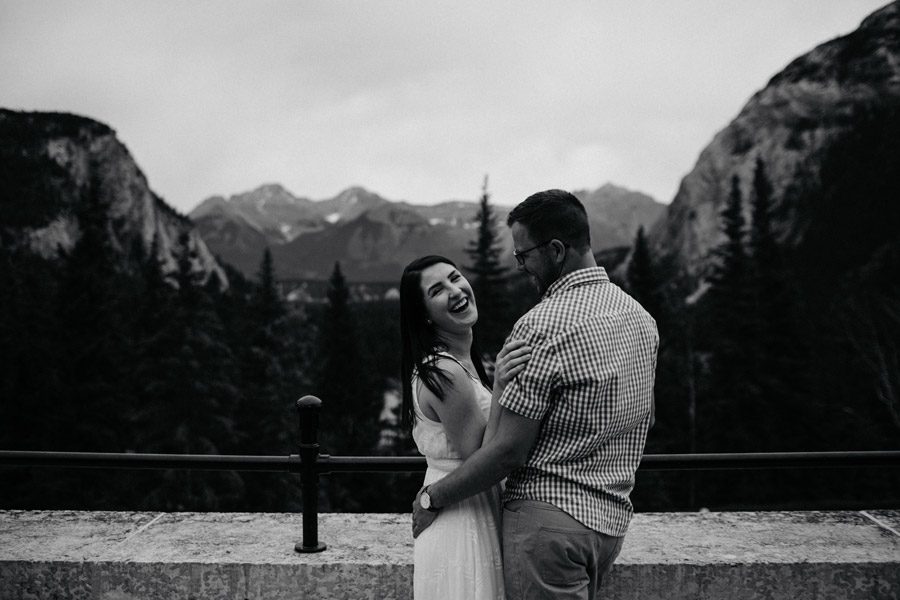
[0,109,226,287]
[648,1,900,289]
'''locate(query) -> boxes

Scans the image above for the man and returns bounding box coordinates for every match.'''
[412,189,659,599]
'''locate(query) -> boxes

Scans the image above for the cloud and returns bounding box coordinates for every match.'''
[0,0,888,211]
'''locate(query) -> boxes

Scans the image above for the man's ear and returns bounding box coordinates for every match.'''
[550,239,567,263]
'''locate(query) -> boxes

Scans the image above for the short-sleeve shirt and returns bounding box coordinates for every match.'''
[499,266,659,537]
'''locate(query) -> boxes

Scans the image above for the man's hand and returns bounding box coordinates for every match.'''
[411,487,438,539]
[494,339,532,393]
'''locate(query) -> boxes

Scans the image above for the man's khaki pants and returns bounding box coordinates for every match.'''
[502,500,624,600]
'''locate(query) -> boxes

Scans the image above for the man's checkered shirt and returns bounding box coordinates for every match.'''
[499,266,658,537]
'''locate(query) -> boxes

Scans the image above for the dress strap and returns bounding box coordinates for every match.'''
[410,371,439,423]
[432,351,479,382]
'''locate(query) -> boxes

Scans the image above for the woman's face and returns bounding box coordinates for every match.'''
[419,262,478,334]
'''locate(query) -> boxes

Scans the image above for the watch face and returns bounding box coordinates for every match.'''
[420,491,431,510]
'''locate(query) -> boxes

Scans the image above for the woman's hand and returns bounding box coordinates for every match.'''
[494,339,532,393]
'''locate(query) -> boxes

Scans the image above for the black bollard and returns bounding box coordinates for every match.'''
[295,395,326,553]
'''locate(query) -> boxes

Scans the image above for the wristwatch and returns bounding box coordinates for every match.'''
[419,485,439,512]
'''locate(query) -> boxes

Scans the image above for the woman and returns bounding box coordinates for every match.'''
[400,255,531,600]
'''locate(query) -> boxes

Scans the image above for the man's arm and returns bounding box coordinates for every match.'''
[412,405,541,537]
[432,405,540,504]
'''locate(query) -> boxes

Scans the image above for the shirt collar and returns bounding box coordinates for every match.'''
[543,266,609,300]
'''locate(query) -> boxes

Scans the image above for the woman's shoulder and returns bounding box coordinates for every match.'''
[417,354,475,399]
[434,352,480,380]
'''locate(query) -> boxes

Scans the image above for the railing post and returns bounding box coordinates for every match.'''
[294,395,326,553]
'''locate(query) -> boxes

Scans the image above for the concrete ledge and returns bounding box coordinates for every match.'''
[1,509,898,599]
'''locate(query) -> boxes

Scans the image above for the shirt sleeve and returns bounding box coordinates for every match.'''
[498,321,560,421]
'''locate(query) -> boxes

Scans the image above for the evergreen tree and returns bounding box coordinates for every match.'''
[626,225,663,320]
[254,248,285,324]
[464,175,511,354]
[700,174,757,452]
[134,232,243,510]
[56,180,134,454]
[23,179,145,508]
[239,248,288,423]
[747,157,775,373]
[316,262,380,455]
[747,157,809,450]
[134,232,171,339]
[705,175,751,345]
[236,248,309,511]
[626,229,686,489]
[789,104,900,450]
[750,157,777,268]
[0,247,62,456]
[314,262,385,511]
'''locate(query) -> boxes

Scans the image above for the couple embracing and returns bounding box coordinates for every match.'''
[400,189,660,600]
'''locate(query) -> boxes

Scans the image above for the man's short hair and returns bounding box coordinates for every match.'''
[507,189,591,252]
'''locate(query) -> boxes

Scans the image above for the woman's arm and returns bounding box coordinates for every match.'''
[418,358,487,459]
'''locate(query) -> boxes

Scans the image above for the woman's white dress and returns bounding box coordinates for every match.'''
[412,353,505,600]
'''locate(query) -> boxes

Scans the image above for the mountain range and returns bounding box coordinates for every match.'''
[187,3,900,288]
[2,2,897,295]
[189,183,664,281]
[0,107,663,286]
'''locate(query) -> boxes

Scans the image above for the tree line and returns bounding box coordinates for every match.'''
[622,107,900,510]
[1,107,897,512]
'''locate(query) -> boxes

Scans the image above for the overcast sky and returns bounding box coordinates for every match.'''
[0,1,888,212]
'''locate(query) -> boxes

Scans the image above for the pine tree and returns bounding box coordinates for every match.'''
[750,157,777,269]
[626,225,663,320]
[134,232,243,510]
[134,232,171,338]
[234,247,309,510]
[240,248,288,418]
[464,175,511,354]
[0,247,62,455]
[28,178,145,508]
[746,157,809,450]
[705,175,751,346]
[312,262,386,511]
[707,176,748,294]
[700,174,757,452]
[783,106,900,453]
[254,248,285,324]
[56,180,134,453]
[316,262,380,455]
[747,156,775,373]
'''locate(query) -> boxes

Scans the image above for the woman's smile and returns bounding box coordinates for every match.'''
[449,296,470,314]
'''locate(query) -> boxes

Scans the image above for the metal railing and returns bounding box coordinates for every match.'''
[2,395,899,553]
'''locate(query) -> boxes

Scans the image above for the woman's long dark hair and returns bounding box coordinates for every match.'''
[400,255,491,429]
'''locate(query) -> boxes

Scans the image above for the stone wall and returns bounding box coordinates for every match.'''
[1,510,898,599]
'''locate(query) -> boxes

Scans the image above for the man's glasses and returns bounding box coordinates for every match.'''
[513,240,552,266]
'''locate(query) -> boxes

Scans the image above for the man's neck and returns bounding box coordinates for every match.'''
[540,249,597,297]
[557,249,597,281]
